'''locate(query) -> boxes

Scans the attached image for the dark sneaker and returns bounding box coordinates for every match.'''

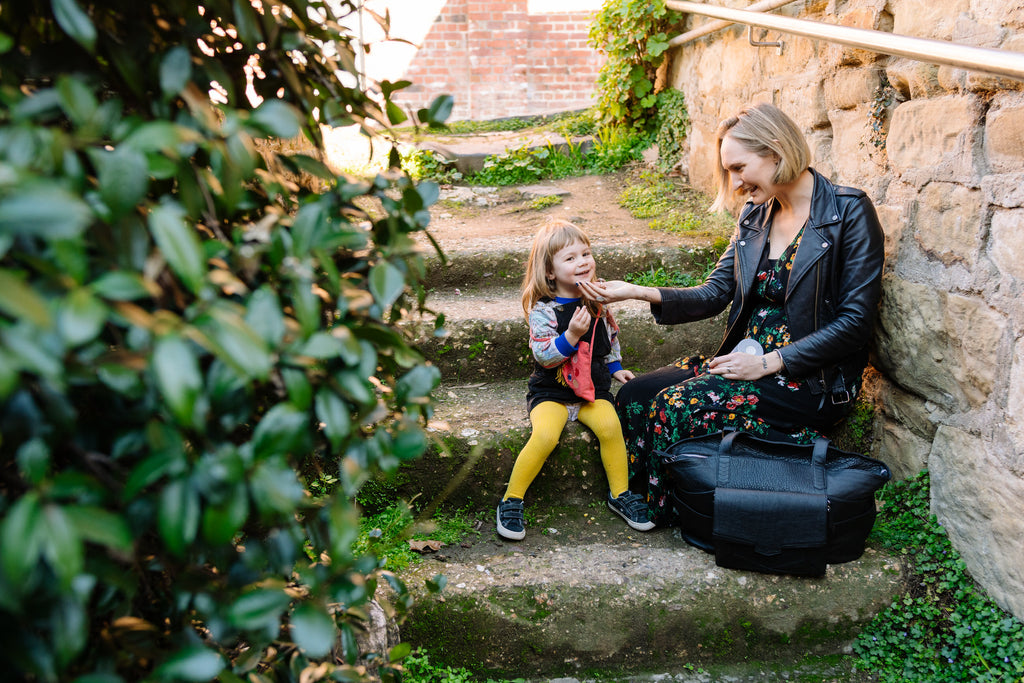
[496,497,526,540]
[607,491,655,531]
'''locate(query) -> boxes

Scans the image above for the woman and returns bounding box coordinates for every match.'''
[578,103,885,525]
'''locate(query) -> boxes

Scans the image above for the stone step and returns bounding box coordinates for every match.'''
[420,241,704,291]
[405,288,727,383]
[398,508,902,679]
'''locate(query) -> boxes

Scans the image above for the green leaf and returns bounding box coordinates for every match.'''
[66,506,133,553]
[17,438,50,485]
[91,271,151,301]
[338,623,359,665]
[52,0,97,53]
[0,492,43,589]
[123,121,200,154]
[368,261,405,310]
[252,404,309,459]
[386,100,407,126]
[395,365,440,402]
[0,186,93,240]
[58,287,108,346]
[315,389,351,451]
[201,305,272,380]
[228,588,291,630]
[152,335,203,428]
[251,458,305,516]
[426,573,447,593]
[280,367,312,410]
[0,268,53,328]
[158,478,200,557]
[416,181,440,208]
[56,75,98,128]
[201,483,249,545]
[154,646,225,682]
[160,46,192,99]
[41,504,83,589]
[89,146,149,219]
[232,0,264,44]
[148,199,205,293]
[250,100,301,138]
[419,94,454,128]
[388,642,412,662]
[287,154,336,181]
[246,286,286,347]
[290,604,337,658]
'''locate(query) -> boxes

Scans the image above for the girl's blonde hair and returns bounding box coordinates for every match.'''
[521,219,599,319]
[710,102,810,212]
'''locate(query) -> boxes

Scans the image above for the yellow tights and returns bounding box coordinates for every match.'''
[502,399,628,501]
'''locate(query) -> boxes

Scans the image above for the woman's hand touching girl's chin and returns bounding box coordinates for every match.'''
[577,279,661,304]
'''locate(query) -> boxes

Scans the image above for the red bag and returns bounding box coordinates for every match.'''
[560,307,616,402]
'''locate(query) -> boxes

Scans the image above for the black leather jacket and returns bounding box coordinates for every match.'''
[652,168,885,398]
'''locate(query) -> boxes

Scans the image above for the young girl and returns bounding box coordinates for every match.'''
[496,220,655,540]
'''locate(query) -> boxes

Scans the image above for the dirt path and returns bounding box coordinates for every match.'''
[422,169,721,255]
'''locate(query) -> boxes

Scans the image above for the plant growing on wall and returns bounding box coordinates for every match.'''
[589,0,682,130]
[0,1,450,680]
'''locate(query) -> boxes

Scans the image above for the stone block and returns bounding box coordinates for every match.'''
[878,418,931,480]
[913,182,983,267]
[886,96,982,182]
[824,67,883,111]
[828,107,886,187]
[875,276,1005,411]
[1009,339,1024,454]
[931,425,1024,620]
[874,203,905,266]
[990,209,1024,284]
[885,58,944,99]
[821,7,889,69]
[985,93,1024,173]
[982,172,1024,209]
[892,0,971,40]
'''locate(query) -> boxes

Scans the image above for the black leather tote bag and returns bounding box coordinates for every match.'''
[658,430,891,576]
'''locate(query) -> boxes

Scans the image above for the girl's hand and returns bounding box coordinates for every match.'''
[565,306,592,346]
[613,369,635,384]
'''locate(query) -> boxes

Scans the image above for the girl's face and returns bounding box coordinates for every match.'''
[547,240,596,298]
[720,134,779,205]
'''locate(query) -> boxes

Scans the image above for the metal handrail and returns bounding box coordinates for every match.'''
[665,0,1024,82]
[669,0,799,48]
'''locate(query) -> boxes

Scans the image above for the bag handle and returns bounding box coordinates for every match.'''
[716,430,830,491]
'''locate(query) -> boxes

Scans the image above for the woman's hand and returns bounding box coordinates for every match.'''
[577,279,661,304]
[708,351,783,381]
[564,306,592,346]
[612,368,635,384]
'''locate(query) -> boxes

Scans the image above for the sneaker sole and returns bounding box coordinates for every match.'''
[607,500,656,531]
[496,507,526,541]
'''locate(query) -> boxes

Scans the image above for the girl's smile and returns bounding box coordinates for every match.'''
[547,240,596,298]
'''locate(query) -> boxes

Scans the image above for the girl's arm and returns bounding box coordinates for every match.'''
[528,301,574,368]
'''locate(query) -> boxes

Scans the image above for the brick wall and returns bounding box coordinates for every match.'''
[391,0,605,121]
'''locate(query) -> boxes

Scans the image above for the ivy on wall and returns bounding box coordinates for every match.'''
[588,0,682,130]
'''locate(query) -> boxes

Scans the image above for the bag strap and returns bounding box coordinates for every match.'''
[716,430,830,491]
[811,437,828,491]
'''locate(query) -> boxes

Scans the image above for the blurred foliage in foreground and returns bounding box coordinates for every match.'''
[0,1,451,680]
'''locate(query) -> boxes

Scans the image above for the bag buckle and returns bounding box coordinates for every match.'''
[831,389,851,405]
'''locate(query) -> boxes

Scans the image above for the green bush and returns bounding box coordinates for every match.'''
[855,472,1024,681]
[0,1,450,680]
[655,88,690,172]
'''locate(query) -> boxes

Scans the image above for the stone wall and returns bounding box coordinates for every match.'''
[668,0,1024,619]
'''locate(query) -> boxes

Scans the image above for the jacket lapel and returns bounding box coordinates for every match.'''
[787,170,840,298]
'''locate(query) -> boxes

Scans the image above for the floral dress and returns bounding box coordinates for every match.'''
[616,227,858,525]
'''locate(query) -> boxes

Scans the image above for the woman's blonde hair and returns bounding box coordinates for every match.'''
[711,102,810,212]
[521,219,599,319]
